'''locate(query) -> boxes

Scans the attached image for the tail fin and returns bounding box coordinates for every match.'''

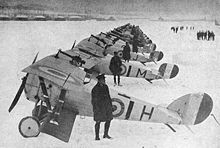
[149,43,156,52]
[149,51,164,62]
[167,93,213,125]
[143,43,157,53]
[158,63,179,79]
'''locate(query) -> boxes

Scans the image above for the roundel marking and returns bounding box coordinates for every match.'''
[117,50,123,58]
[120,64,127,75]
[112,98,125,117]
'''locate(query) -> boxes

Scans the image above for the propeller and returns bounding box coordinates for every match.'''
[8,52,39,112]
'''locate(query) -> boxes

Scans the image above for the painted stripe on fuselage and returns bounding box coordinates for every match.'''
[126,65,132,77]
[118,93,130,99]
[125,101,134,120]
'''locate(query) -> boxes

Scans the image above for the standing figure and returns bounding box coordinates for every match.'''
[207,31,211,41]
[210,31,215,41]
[132,35,139,53]
[131,25,137,36]
[204,31,208,40]
[91,74,113,140]
[197,31,200,40]
[122,42,131,62]
[171,26,175,32]
[109,52,122,86]
[175,27,179,33]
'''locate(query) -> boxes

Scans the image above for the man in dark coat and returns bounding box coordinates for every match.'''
[132,35,139,53]
[109,52,122,86]
[122,42,131,62]
[91,74,113,140]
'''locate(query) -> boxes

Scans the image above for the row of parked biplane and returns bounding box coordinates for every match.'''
[8,23,213,142]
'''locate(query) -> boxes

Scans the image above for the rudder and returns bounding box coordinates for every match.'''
[149,51,164,62]
[167,93,213,125]
[158,63,179,79]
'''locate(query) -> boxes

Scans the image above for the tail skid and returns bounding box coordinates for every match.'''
[211,114,220,126]
[165,123,176,132]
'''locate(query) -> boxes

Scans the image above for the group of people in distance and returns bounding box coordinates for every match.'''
[197,30,215,41]
[171,26,194,33]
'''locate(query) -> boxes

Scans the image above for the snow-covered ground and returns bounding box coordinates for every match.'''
[0,20,219,148]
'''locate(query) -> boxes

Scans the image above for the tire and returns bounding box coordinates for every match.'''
[18,116,40,138]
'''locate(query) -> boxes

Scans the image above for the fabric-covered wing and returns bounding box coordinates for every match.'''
[64,49,102,70]
[22,56,86,88]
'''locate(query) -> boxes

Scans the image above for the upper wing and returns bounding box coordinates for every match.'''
[22,55,86,88]
[69,35,109,69]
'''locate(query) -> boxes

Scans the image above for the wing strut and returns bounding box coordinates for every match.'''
[40,88,78,142]
[38,76,51,110]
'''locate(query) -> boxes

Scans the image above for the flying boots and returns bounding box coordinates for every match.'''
[103,121,112,139]
[95,122,100,140]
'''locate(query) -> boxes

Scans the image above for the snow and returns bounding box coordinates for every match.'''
[0,20,220,148]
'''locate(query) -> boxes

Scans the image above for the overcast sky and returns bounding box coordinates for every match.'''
[1,0,219,19]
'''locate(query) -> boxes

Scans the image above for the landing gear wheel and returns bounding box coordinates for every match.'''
[18,116,40,138]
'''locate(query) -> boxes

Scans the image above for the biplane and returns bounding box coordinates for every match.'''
[108,23,157,53]
[76,32,163,65]
[68,24,178,83]
[8,52,213,142]
[8,24,213,142]
[78,23,164,65]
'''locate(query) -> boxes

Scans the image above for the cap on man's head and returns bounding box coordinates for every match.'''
[96,74,105,80]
